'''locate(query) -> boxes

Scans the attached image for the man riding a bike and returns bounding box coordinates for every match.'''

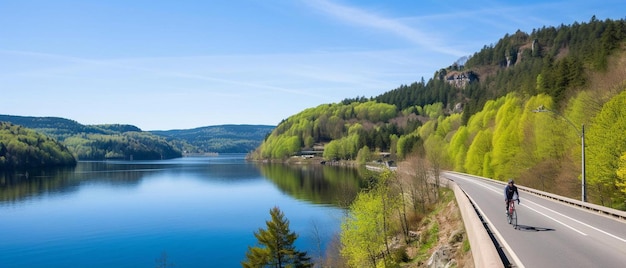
[504,179,520,214]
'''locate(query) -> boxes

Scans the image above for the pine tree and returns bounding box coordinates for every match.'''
[242,207,312,268]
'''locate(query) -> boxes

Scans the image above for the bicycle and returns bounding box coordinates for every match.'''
[506,199,518,229]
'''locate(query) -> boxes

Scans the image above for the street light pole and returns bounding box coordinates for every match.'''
[581,124,586,202]
[533,105,586,202]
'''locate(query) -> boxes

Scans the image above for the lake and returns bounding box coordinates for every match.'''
[0,154,365,267]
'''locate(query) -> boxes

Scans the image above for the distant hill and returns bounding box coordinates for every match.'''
[0,115,181,161]
[0,114,274,160]
[0,115,110,140]
[151,125,275,154]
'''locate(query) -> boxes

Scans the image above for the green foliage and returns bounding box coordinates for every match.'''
[340,170,400,267]
[396,133,420,160]
[525,94,561,161]
[340,188,387,267]
[0,122,76,168]
[464,130,492,176]
[152,125,274,154]
[423,103,444,119]
[63,132,181,160]
[447,126,469,171]
[421,221,439,251]
[390,246,409,263]
[256,18,626,209]
[256,101,402,160]
[322,134,360,160]
[93,124,142,133]
[242,207,312,268]
[0,115,182,160]
[462,17,626,119]
[617,153,626,196]
[356,145,372,165]
[0,114,110,141]
[490,95,523,180]
[462,238,471,253]
[286,18,626,160]
[586,89,626,207]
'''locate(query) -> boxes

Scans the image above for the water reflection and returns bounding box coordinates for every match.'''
[1,156,366,207]
[0,155,359,267]
[0,157,252,203]
[256,163,366,206]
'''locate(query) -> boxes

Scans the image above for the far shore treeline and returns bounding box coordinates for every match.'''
[0,114,274,168]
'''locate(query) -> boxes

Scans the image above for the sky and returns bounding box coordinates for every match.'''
[1,1,624,131]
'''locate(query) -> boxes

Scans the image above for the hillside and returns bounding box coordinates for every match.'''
[0,114,274,161]
[151,125,274,154]
[0,122,76,169]
[0,115,181,161]
[253,17,626,209]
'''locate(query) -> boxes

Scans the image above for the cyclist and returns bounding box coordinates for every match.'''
[504,179,520,214]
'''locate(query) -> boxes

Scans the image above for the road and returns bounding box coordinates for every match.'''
[443,172,626,268]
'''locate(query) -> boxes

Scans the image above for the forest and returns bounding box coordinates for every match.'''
[0,115,274,161]
[152,124,274,154]
[0,122,76,169]
[252,17,626,210]
[0,115,182,161]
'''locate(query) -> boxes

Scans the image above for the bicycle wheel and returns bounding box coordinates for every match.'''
[507,208,512,224]
[511,209,517,229]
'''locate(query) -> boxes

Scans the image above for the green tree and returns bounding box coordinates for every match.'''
[447,126,469,171]
[586,89,626,208]
[490,95,523,180]
[464,129,493,176]
[616,153,626,195]
[356,145,372,165]
[340,170,399,267]
[242,207,312,268]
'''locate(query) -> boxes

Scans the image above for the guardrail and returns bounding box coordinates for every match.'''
[445,171,626,222]
[448,179,503,267]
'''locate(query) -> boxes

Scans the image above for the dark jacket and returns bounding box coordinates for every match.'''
[504,184,519,200]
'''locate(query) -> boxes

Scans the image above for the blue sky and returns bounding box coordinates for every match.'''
[1,0,624,130]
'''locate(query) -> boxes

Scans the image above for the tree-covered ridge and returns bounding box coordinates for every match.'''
[93,124,142,133]
[63,132,181,160]
[340,17,626,125]
[254,17,626,209]
[0,122,76,169]
[252,101,442,160]
[0,115,181,161]
[151,125,275,154]
[0,114,110,141]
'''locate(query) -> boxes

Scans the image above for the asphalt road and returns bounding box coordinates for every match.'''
[443,172,626,268]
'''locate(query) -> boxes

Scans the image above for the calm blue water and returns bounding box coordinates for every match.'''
[0,154,361,267]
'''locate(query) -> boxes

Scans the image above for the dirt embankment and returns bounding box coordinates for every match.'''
[401,190,474,267]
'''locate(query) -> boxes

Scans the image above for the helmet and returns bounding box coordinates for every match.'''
[508,179,514,184]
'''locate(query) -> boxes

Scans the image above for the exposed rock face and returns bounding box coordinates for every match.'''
[453,103,463,113]
[445,71,478,89]
[427,245,455,268]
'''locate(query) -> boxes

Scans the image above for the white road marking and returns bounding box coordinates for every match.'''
[525,200,626,243]
[449,173,626,243]
[521,201,587,235]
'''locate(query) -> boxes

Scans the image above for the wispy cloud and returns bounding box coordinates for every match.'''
[1,48,426,103]
[302,0,466,57]
[0,49,331,99]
